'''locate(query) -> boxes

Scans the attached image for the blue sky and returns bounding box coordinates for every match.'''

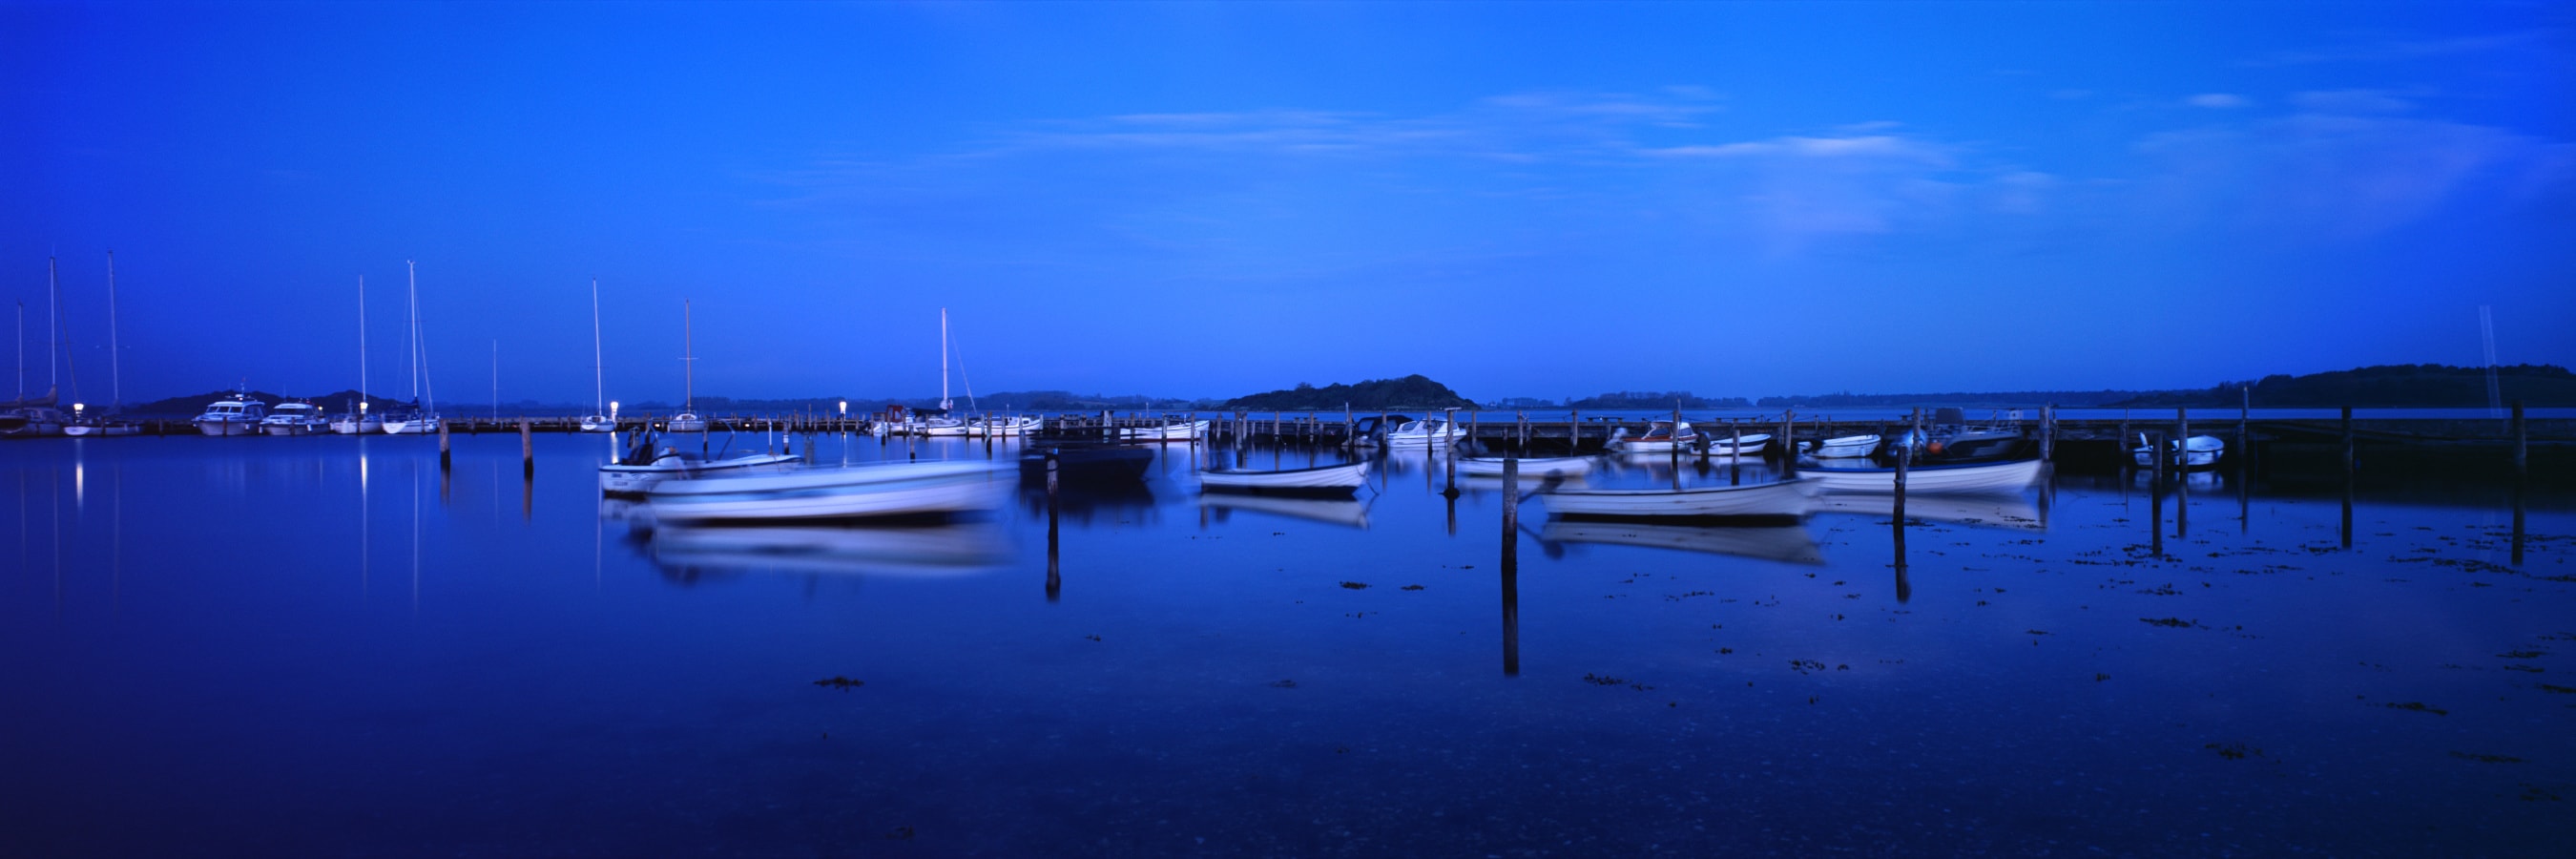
[4,1,2569,407]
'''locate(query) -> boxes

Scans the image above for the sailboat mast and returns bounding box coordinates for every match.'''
[939,306,951,411]
[590,278,603,415]
[405,262,418,404]
[12,301,21,402]
[108,253,121,410]
[682,299,694,411]
[412,260,434,414]
[356,276,367,411]
[48,257,58,393]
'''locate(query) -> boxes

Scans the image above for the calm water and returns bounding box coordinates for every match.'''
[3,432,2570,857]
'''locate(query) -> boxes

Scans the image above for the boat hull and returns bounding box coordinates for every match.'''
[1457,456,1593,477]
[1199,460,1369,494]
[576,416,615,433]
[383,419,441,435]
[647,461,1008,522]
[329,418,384,434]
[195,418,258,437]
[1801,458,2046,495]
[600,453,800,494]
[2133,435,2225,470]
[1815,434,1880,458]
[62,423,139,437]
[1540,477,1818,520]
[1707,433,1772,457]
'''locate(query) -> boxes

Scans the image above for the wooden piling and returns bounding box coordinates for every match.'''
[1569,409,1580,452]
[2341,406,2355,549]
[2040,405,2055,461]
[1500,454,1520,678]
[2175,408,2189,536]
[519,419,533,478]
[437,420,451,471]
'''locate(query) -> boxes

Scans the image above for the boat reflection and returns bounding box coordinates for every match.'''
[1534,518,1824,565]
[649,521,1011,578]
[1199,492,1372,529]
[1814,492,2046,530]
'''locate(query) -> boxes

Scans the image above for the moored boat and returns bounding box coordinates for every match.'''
[260,402,331,436]
[2132,434,2225,470]
[1610,420,1700,453]
[1383,418,1463,448]
[192,393,268,436]
[1812,433,1880,458]
[646,460,1008,522]
[1538,476,1817,520]
[1457,455,1593,478]
[1801,458,2046,495]
[1706,432,1772,457]
[599,436,800,494]
[1199,459,1370,495]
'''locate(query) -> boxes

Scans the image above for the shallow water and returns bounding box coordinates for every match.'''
[3,432,2570,857]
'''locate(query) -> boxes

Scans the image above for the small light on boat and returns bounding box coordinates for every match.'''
[360,402,368,412]
[73,403,84,413]
[839,401,847,415]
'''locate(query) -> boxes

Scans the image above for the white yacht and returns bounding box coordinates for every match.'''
[193,393,269,436]
[260,402,331,436]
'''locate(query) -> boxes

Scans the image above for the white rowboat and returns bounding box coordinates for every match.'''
[1199,460,1370,493]
[1457,455,1593,477]
[647,460,1008,522]
[1540,477,1818,519]
[1800,458,2045,495]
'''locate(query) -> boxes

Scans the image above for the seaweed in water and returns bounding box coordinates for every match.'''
[2383,702,2448,716]
[813,676,864,691]
[2450,751,2523,764]
[2206,742,2261,761]
[1339,581,1369,590]
[2141,618,2204,629]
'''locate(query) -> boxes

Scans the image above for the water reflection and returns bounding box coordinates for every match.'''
[650,521,1010,579]
[1815,493,2046,531]
[1198,492,1372,529]
[1534,519,1823,565]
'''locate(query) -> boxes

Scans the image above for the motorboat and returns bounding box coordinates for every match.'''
[1199,459,1370,495]
[1457,455,1594,478]
[578,414,615,432]
[192,393,268,436]
[2133,434,2225,470]
[1538,476,1817,520]
[1124,418,1207,442]
[646,460,1009,522]
[260,402,331,436]
[1610,420,1699,453]
[972,414,1041,437]
[1812,433,1880,458]
[1705,432,1772,458]
[1800,458,2046,495]
[328,406,383,435]
[1382,418,1463,448]
[666,412,709,433]
[599,434,800,494]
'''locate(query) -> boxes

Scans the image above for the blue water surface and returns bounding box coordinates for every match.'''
[2,431,2570,857]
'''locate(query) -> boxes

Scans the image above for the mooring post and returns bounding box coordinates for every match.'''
[519,419,533,478]
[2513,400,2526,566]
[2176,407,2190,536]
[1569,409,1580,452]
[1780,410,1797,478]
[2341,405,2355,549]
[437,420,452,471]
[1443,408,1460,498]
[2040,405,2055,462]
[1500,454,1521,678]
[2238,385,2252,479]
[1894,409,1914,567]
[1732,423,1744,485]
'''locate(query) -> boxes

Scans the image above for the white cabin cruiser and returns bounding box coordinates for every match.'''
[192,394,269,436]
[1383,418,1463,448]
[260,402,331,436]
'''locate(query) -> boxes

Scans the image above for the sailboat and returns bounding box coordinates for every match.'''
[2,261,70,437]
[577,279,613,432]
[64,252,141,436]
[667,300,707,433]
[913,307,966,435]
[382,261,443,434]
[329,275,383,434]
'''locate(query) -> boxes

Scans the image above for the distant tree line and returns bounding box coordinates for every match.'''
[1224,375,1476,410]
[1565,391,1753,409]
[2109,364,2576,408]
[1752,389,2161,409]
